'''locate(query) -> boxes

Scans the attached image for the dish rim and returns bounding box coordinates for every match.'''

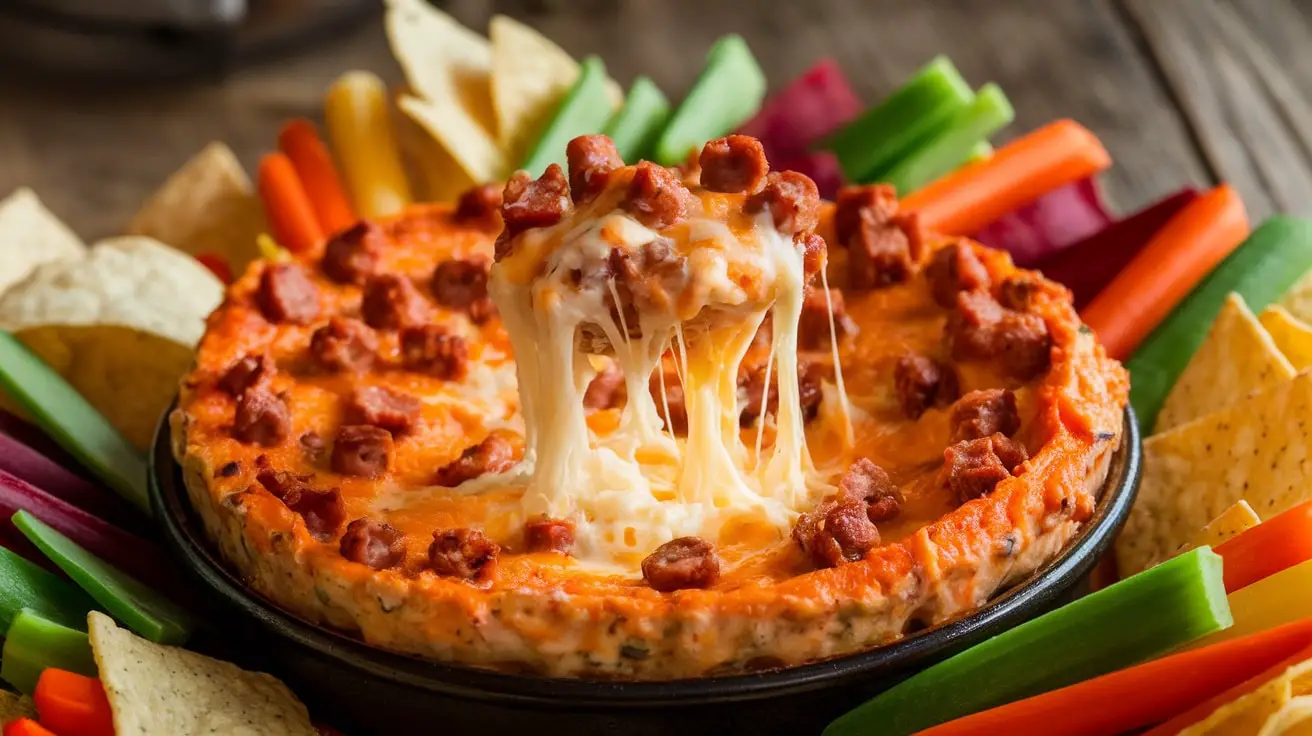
[150,404,1141,709]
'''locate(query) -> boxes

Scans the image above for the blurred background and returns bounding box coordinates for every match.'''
[0,0,1306,239]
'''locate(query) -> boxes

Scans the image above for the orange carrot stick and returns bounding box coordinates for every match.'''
[2,719,56,736]
[277,118,357,235]
[921,618,1312,736]
[1143,638,1312,735]
[1215,499,1312,593]
[33,669,113,736]
[1080,184,1249,359]
[900,119,1111,236]
[256,152,324,254]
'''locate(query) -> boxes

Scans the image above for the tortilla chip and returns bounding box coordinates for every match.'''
[489,15,621,164]
[393,93,478,202]
[0,188,85,296]
[1262,697,1312,734]
[1154,293,1295,433]
[1177,500,1261,555]
[1262,305,1312,372]
[125,142,266,277]
[0,691,35,725]
[1282,268,1312,326]
[88,612,315,736]
[385,0,508,185]
[0,236,224,449]
[1179,658,1312,735]
[1117,371,1312,576]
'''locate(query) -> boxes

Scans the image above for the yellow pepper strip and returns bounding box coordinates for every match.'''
[256,234,291,263]
[325,71,413,219]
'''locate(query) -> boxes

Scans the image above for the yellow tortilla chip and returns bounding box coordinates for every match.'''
[125,142,265,277]
[1282,268,1312,326]
[393,92,478,202]
[0,188,85,296]
[489,15,621,164]
[1177,500,1261,554]
[385,0,508,185]
[1117,371,1312,576]
[1154,293,1295,433]
[0,236,224,449]
[1262,305,1312,371]
[0,691,35,725]
[1179,658,1312,735]
[88,612,315,736]
[1263,698,1312,735]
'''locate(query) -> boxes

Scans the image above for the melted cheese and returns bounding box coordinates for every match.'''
[486,200,850,570]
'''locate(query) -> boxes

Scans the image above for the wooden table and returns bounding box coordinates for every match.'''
[1,0,1309,240]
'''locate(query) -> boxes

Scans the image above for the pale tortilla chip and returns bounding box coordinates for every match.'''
[1117,372,1312,576]
[1262,697,1312,735]
[0,188,85,296]
[1179,658,1312,735]
[0,236,224,449]
[88,612,315,736]
[1154,293,1295,433]
[1282,268,1312,326]
[385,0,508,184]
[1262,305,1312,372]
[1177,500,1261,554]
[489,15,621,164]
[125,142,266,277]
[0,691,35,725]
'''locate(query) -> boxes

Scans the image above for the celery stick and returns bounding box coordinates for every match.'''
[603,76,671,163]
[14,511,193,645]
[653,34,766,165]
[966,140,993,163]
[822,55,974,182]
[519,56,617,177]
[825,547,1232,736]
[0,547,94,632]
[0,609,96,695]
[0,331,148,514]
[876,83,1014,194]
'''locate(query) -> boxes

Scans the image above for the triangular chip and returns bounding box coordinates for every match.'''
[1177,500,1261,555]
[393,94,478,202]
[1178,658,1312,735]
[489,15,621,165]
[398,95,506,189]
[0,188,85,296]
[1262,305,1312,371]
[1154,293,1295,433]
[125,143,266,277]
[1282,268,1312,325]
[1117,372,1312,575]
[0,236,224,449]
[0,691,35,725]
[88,612,316,736]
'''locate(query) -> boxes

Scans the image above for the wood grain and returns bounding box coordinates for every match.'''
[0,0,1210,240]
[1124,0,1312,222]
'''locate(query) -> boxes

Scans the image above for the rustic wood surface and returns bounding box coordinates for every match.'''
[0,0,1304,239]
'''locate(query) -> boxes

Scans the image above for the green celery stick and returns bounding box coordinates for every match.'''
[876,83,1014,193]
[825,547,1231,736]
[0,547,95,632]
[966,140,994,163]
[14,511,193,645]
[653,34,766,165]
[603,76,671,163]
[1129,216,1312,429]
[520,56,617,177]
[0,331,148,514]
[1,609,96,695]
[822,55,975,182]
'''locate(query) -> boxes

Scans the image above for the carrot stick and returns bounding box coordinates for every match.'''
[256,152,324,254]
[1081,184,1249,359]
[899,119,1111,236]
[919,618,1312,736]
[1143,638,1312,735]
[1215,499,1312,593]
[33,669,113,736]
[2,719,56,736]
[277,118,357,235]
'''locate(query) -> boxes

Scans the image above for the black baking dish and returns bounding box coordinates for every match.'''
[149,406,1141,736]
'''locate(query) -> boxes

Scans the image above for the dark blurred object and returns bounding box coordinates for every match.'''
[0,0,380,82]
